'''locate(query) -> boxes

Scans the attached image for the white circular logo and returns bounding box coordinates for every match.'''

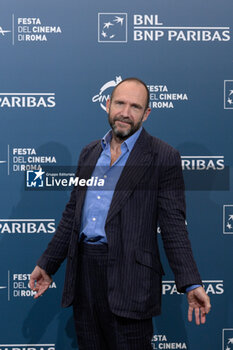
[92,75,123,111]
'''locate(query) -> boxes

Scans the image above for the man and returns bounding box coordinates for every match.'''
[30,78,211,349]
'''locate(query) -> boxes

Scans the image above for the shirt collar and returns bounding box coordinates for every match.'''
[101,127,143,152]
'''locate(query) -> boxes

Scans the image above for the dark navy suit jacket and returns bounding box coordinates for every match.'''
[37,128,202,319]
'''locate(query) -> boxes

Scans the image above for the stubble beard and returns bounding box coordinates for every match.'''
[108,114,143,141]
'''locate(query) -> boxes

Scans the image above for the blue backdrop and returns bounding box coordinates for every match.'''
[0,1,232,349]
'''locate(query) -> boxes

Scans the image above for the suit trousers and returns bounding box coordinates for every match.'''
[72,242,153,350]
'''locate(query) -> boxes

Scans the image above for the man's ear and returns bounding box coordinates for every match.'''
[106,98,111,113]
[142,107,151,122]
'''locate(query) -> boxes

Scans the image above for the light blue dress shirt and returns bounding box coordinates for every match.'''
[79,127,143,244]
[79,127,201,292]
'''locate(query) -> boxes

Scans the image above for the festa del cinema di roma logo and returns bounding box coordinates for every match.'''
[0,16,62,44]
[0,146,57,176]
[92,75,189,111]
[98,13,231,43]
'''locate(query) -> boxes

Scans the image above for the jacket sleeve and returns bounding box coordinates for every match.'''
[36,146,88,275]
[157,148,202,293]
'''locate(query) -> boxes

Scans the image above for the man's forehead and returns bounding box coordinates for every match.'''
[112,81,147,101]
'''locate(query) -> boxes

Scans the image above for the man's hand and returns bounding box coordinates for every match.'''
[29,266,52,299]
[187,286,211,325]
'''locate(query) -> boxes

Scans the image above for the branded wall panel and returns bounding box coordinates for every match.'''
[0,1,232,349]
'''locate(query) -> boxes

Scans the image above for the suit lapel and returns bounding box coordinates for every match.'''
[106,128,156,225]
[78,142,102,179]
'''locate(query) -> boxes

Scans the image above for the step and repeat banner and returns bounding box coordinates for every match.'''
[0,0,232,349]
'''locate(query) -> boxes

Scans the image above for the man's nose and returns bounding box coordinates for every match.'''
[121,104,131,116]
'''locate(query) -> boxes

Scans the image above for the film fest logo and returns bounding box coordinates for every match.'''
[224,80,233,109]
[0,271,57,300]
[0,344,55,350]
[222,329,233,350]
[0,147,57,175]
[0,93,56,108]
[98,13,231,43]
[223,205,233,234]
[162,280,224,295]
[92,76,123,111]
[151,335,187,350]
[92,75,189,111]
[0,15,62,44]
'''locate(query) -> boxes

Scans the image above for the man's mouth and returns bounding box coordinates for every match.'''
[115,119,132,126]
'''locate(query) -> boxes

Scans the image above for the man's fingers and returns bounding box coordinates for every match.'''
[34,289,44,299]
[195,308,200,325]
[194,307,207,325]
[187,286,211,325]
[29,266,52,298]
[29,278,35,290]
[33,283,50,299]
[205,299,211,314]
[188,305,210,325]
[200,308,206,324]
[188,306,193,322]
[30,279,42,292]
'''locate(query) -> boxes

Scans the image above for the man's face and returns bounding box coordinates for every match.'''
[106,81,151,140]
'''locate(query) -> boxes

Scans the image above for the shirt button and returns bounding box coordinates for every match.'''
[97,196,101,199]
[92,217,96,221]
[104,175,107,178]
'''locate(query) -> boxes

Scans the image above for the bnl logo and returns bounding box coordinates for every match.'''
[222,329,233,350]
[98,13,127,43]
[224,80,233,109]
[223,205,233,234]
[26,168,45,187]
